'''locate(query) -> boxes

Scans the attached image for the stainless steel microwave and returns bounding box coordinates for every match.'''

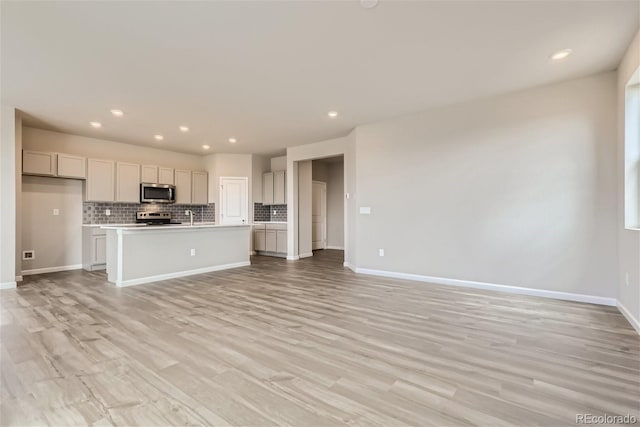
[140,183,176,204]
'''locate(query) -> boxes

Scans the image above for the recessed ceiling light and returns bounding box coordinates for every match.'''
[154,134,164,141]
[90,121,102,128]
[550,49,572,60]
[202,144,210,150]
[360,0,378,9]
[328,111,338,118]
[179,126,189,132]
[110,109,124,117]
[228,137,237,144]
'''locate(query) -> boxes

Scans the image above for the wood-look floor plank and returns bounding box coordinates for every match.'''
[1,249,638,426]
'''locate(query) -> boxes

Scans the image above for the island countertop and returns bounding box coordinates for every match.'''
[101,223,250,232]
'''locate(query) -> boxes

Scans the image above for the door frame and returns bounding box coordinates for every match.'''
[312,180,327,250]
[219,176,249,225]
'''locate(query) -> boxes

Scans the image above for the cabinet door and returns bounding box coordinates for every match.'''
[86,159,115,202]
[23,151,56,176]
[158,167,174,185]
[116,162,141,203]
[56,153,86,179]
[276,230,287,253]
[174,169,192,204]
[263,172,274,205]
[274,170,286,204]
[141,165,158,183]
[93,235,106,265]
[191,171,208,205]
[254,230,266,251]
[265,230,277,252]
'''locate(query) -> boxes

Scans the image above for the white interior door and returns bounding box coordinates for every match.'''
[220,177,248,225]
[312,181,326,250]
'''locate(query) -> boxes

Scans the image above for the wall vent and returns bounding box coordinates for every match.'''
[22,250,35,261]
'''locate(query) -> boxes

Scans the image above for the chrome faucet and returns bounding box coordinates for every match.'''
[185,209,194,226]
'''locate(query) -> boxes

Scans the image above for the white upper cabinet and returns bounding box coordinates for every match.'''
[174,169,192,204]
[158,167,174,185]
[141,165,158,183]
[274,170,286,204]
[263,172,274,205]
[86,159,115,202]
[57,153,86,179]
[116,162,141,203]
[192,171,208,205]
[23,151,56,176]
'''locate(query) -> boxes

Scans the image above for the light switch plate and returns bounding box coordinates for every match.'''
[53,209,59,216]
[359,206,371,214]
[105,209,111,216]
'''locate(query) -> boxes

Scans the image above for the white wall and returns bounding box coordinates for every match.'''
[21,176,83,272]
[271,156,286,171]
[617,30,640,329]
[355,72,618,299]
[0,107,18,287]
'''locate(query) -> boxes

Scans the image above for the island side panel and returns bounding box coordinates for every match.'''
[105,229,119,283]
[118,226,250,286]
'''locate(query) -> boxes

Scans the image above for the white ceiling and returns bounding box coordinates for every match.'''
[2,1,638,156]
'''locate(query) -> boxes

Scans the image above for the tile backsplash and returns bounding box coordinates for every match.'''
[83,202,215,224]
[254,203,287,222]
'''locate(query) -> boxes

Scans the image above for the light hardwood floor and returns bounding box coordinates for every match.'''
[1,250,638,426]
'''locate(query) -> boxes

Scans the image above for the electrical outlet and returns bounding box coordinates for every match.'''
[105,209,111,216]
[626,272,630,286]
[273,210,277,215]
[53,209,59,216]
[22,250,35,260]
[190,248,196,256]
[185,210,190,216]
[379,248,385,257]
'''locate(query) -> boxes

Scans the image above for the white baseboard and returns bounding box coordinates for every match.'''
[250,251,256,256]
[617,301,640,335]
[22,264,83,276]
[343,262,355,272]
[286,255,300,261]
[116,261,251,287]
[0,281,17,290]
[355,267,617,307]
[299,252,313,259]
[15,275,23,282]
[327,246,345,250]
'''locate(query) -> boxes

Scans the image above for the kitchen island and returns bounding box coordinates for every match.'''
[102,223,251,287]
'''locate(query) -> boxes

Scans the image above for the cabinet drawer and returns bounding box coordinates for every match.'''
[265,223,287,231]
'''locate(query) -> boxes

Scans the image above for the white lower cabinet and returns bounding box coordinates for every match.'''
[83,227,107,271]
[254,223,287,257]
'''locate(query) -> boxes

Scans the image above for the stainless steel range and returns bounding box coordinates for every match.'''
[136,211,172,225]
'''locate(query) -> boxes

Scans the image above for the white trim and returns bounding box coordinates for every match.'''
[115,261,250,287]
[355,268,617,306]
[0,281,17,290]
[299,252,313,258]
[617,301,640,335]
[343,262,355,272]
[327,245,344,250]
[250,250,256,256]
[286,255,300,261]
[22,264,82,276]
[15,275,23,282]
